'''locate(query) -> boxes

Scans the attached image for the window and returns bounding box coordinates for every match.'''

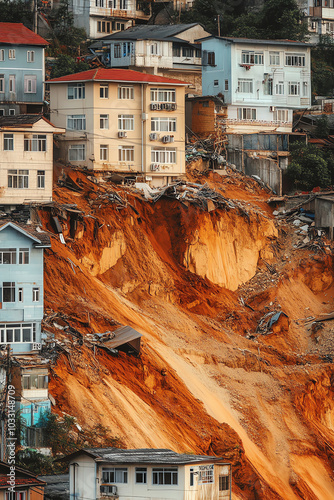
[0,109,4,116]
[150,88,176,103]
[288,81,300,95]
[69,144,86,161]
[224,79,229,91]
[19,248,29,264]
[68,83,85,100]
[269,51,280,66]
[22,373,48,390]
[114,43,121,58]
[24,74,37,93]
[32,287,40,302]
[113,21,125,31]
[274,109,289,122]
[135,467,147,484]
[120,0,128,9]
[0,324,36,344]
[275,81,284,95]
[150,42,159,55]
[302,81,308,97]
[198,466,214,484]
[9,109,15,116]
[0,249,16,264]
[237,108,256,120]
[27,50,35,62]
[9,75,15,93]
[151,147,176,164]
[118,86,134,99]
[219,475,229,491]
[8,170,29,188]
[263,77,273,95]
[100,114,109,129]
[214,80,219,86]
[118,114,134,130]
[0,49,4,61]
[118,146,134,162]
[0,74,4,93]
[285,53,305,67]
[100,144,108,161]
[182,47,193,57]
[202,101,209,107]
[195,48,201,58]
[67,115,86,130]
[37,170,45,188]
[2,282,15,302]
[100,84,109,98]
[24,134,46,151]
[173,45,181,57]
[96,0,104,6]
[208,51,215,65]
[190,469,194,487]
[151,117,176,132]
[102,468,128,483]
[8,49,15,59]
[18,288,23,302]
[97,20,111,33]
[238,78,253,93]
[241,50,263,65]
[152,467,178,485]
[4,134,14,151]
[6,491,27,500]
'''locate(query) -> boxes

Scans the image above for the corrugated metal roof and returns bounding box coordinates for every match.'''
[95,23,200,42]
[104,326,142,349]
[70,448,228,465]
[47,68,188,86]
[0,22,48,46]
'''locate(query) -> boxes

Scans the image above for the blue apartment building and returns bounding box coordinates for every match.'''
[0,23,48,116]
[0,221,51,354]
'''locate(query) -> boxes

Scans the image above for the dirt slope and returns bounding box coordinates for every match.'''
[42,167,334,499]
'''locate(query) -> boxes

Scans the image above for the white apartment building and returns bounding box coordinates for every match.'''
[298,0,334,42]
[200,36,312,134]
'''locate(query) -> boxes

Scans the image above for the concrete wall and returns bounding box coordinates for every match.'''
[245,156,282,195]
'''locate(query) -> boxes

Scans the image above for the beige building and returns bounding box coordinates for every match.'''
[48,68,188,186]
[0,115,65,207]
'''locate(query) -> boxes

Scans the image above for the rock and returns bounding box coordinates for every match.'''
[273,210,279,216]
[293,219,302,226]
[300,224,309,232]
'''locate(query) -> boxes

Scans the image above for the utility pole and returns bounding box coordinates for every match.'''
[217,15,221,37]
[33,0,38,34]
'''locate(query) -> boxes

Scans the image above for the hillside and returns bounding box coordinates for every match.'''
[40,165,334,499]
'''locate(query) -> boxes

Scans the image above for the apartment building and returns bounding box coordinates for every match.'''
[200,36,312,134]
[0,115,65,207]
[0,221,51,355]
[90,23,209,93]
[298,0,334,42]
[0,23,48,116]
[68,0,152,39]
[64,448,232,500]
[48,68,188,186]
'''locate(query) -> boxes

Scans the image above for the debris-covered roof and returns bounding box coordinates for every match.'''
[64,448,229,465]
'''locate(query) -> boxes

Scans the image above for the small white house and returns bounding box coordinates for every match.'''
[65,448,232,500]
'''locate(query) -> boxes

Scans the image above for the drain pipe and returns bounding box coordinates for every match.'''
[71,462,79,499]
[141,83,144,173]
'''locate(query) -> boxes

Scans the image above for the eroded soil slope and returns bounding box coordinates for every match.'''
[42,168,334,500]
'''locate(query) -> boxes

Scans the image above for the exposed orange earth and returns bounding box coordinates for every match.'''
[42,165,334,499]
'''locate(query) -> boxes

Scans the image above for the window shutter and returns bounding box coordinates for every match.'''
[24,77,28,93]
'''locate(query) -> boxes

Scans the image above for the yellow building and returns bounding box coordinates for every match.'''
[0,115,65,207]
[48,69,188,186]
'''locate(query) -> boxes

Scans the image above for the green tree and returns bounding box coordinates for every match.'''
[50,54,89,79]
[0,0,33,28]
[315,115,330,138]
[287,142,331,190]
[48,0,87,56]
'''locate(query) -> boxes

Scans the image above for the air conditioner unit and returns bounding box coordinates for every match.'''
[156,103,162,110]
[32,343,42,351]
[118,131,127,138]
[150,103,158,110]
[168,135,174,143]
[165,103,172,110]
[150,163,160,171]
[170,103,177,110]
[100,484,118,495]
[162,135,169,143]
[270,106,276,112]
[149,133,158,141]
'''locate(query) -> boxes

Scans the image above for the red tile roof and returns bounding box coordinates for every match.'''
[47,68,188,85]
[0,476,45,488]
[0,23,48,46]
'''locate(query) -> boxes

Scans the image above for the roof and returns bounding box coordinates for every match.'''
[0,461,46,489]
[95,23,201,42]
[186,95,225,106]
[196,35,312,48]
[0,114,62,131]
[104,325,142,349]
[0,23,48,46]
[47,68,188,86]
[0,221,51,248]
[64,448,229,465]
